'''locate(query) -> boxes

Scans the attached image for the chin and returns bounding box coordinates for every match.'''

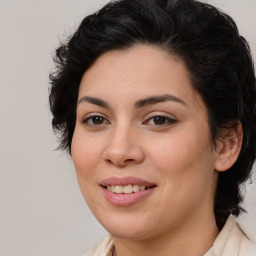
[96,211,155,239]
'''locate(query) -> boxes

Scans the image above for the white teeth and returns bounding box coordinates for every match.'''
[124,185,133,194]
[115,186,124,193]
[139,185,146,191]
[106,184,151,194]
[133,185,140,192]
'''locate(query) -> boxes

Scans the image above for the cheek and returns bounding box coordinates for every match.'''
[147,134,196,172]
[71,129,104,210]
[146,126,215,189]
[71,128,103,180]
[145,132,216,222]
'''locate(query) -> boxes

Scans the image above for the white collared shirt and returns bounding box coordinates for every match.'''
[84,215,256,256]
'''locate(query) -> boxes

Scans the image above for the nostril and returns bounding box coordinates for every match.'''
[105,158,135,166]
[124,159,134,163]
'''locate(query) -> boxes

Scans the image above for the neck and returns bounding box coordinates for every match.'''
[112,212,219,256]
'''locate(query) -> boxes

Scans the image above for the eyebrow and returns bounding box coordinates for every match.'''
[77,94,186,109]
[134,94,187,108]
[77,96,110,108]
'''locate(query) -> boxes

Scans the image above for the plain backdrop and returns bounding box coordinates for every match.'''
[0,0,255,255]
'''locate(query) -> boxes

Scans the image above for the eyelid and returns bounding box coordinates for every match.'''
[144,111,177,120]
[81,112,111,126]
[143,112,178,126]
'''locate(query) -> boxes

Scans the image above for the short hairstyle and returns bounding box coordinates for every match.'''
[49,0,256,228]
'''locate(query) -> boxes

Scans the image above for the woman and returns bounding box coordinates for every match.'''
[49,0,256,255]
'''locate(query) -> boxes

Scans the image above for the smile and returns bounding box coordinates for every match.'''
[100,177,157,206]
[105,184,154,194]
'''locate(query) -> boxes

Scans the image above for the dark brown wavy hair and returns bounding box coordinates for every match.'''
[49,0,256,228]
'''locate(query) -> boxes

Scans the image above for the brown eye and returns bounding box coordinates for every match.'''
[143,115,177,126]
[91,116,104,125]
[82,115,110,126]
[153,116,166,125]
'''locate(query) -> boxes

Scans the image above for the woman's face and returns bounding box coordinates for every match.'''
[72,44,219,240]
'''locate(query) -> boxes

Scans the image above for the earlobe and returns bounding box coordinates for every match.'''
[214,122,243,172]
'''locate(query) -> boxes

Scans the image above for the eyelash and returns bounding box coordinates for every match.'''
[81,114,177,128]
[81,115,110,126]
[143,115,177,127]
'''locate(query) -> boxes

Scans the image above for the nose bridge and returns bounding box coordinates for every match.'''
[110,123,131,151]
[103,120,144,166]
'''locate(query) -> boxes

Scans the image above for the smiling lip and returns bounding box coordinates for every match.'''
[100,176,156,187]
[100,176,157,206]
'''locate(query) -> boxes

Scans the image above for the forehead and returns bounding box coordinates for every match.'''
[78,44,204,110]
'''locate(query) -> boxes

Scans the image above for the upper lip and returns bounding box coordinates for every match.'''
[100,176,157,187]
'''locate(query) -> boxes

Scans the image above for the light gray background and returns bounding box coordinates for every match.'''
[0,0,255,256]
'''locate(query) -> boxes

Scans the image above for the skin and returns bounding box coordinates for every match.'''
[71,44,242,256]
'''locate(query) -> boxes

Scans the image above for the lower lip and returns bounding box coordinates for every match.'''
[101,187,156,206]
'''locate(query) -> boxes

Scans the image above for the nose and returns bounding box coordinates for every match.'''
[102,126,145,167]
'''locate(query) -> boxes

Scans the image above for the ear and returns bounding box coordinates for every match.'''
[214,122,243,172]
